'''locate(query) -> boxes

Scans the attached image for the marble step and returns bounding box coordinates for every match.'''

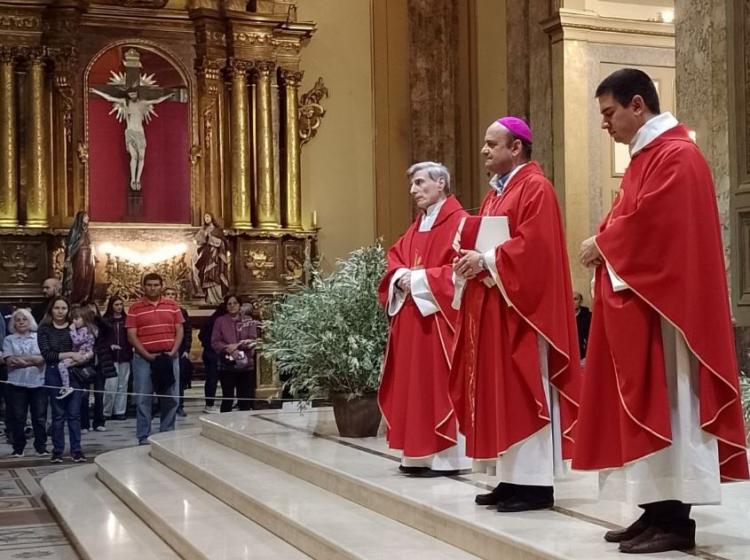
[199,412,700,560]
[41,464,179,560]
[95,445,311,560]
[149,429,481,560]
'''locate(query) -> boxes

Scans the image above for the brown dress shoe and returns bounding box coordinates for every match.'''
[604,510,650,543]
[619,519,696,554]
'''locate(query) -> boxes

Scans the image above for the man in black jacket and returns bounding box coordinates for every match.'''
[164,288,192,417]
[574,291,591,360]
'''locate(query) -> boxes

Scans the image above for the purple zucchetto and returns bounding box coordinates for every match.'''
[496,116,533,144]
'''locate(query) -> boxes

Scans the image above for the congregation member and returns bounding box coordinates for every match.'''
[452,117,581,512]
[199,306,221,414]
[574,68,749,554]
[378,161,470,477]
[3,309,47,458]
[102,294,133,420]
[573,292,591,359]
[211,294,257,412]
[78,304,116,432]
[31,278,61,323]
[163,287,192,418]
[126,273,183,445]
[38,297,88,463]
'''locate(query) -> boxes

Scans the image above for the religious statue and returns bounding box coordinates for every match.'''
[63,211,95,305]
[193,213,230,306]
[89,48,181,192]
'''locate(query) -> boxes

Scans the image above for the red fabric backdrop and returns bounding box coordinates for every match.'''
[87,47,190,224]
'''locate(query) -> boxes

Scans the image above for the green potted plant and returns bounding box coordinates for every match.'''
[258,243,388,437]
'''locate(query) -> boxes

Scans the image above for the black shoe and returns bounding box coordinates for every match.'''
[619,519,696,554]
[475,483,516,506]
[176,408,187,418]
[50,452,63,464]
[71,451,87,463]
[408,469,461,478]
[112,414,127,421]
[398,465,429,475]
[605,510,651,543]
[496,485,554,512]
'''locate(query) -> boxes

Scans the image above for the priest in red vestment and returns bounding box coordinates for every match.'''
[452,117,581,512]
[378,161,471,476]
[575,68,749,554]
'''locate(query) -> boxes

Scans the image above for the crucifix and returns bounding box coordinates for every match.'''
[89,48,186,195]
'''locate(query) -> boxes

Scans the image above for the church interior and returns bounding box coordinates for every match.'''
[0,0,748,558]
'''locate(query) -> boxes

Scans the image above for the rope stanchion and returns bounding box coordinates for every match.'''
[0,379,327,404]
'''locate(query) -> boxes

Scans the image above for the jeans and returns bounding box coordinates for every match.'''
[218,367,255,412]
[104,361,131,417]
[6,384,47,454]
[80,375,105,429]
[203,350,218,407]
[46,363,83,454]
[132,354,179,443]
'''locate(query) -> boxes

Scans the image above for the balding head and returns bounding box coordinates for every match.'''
[42,278,61,299]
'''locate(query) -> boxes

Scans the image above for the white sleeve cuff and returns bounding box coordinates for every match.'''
[410,268,439,317]
[483,247,498,288]
[387,268,410,316]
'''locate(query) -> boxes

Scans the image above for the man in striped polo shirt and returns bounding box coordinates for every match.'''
[126,273,184,445]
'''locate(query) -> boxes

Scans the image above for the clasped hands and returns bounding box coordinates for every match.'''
[453,249,484,280]
[579,235,603,268]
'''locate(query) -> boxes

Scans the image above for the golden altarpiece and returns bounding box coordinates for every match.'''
[0,0,326,397]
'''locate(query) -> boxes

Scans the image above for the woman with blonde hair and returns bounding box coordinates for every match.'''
[3,308,48,458]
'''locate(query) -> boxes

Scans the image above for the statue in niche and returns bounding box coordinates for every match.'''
[192,213,230,306]
[89,48,182,192]
[63,211,95,305]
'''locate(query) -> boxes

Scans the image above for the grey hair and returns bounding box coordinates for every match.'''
[406,161,451,194]
[9,308,38,333]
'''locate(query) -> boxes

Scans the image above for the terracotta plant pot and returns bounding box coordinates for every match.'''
[330,391,382,437]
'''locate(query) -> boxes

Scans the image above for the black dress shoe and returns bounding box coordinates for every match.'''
[619,519,695,554]
[604,510,650,543]
[496,485,553,512]
[408,469,461,478]
[475,483,516,506]
[398,465,429,474]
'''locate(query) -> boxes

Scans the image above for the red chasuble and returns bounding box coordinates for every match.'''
[572,125,749,482]
[450,162,581,460]
[378,195,468,457]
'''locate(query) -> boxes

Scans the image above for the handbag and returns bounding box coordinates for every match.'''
[70,365,97,385]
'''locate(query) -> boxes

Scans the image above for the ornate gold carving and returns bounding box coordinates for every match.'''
[0,243,39,283]
[25,53,49,228]
[244,248,276,280]
[117,0,169,7]
[255,60,279,228]
[281,242,305,284]
[103,253,191,302]
[76,142,89,164]
[190,145,202,165]
[299,77,328,146]
[233,32,273,46]
[279,68,303,86]
[0,15,41,32]
[0,49,17,227]
[50,48,78,145]
[51,247,65,281]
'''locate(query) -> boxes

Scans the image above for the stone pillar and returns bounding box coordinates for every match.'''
[255,61,280,229]
[229,60,252,229]
[280,69,303,230]
[25,50,49,228]
[0,47,17,227]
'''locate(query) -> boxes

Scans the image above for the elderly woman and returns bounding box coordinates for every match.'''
[211,294,258,412]
[3,308,48,458]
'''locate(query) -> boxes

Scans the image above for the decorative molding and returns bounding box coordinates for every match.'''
[299,76,327,146]
[0,15,42,32]
[117,0,169,7]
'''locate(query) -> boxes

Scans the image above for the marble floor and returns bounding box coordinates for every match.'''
[0,386,207,560]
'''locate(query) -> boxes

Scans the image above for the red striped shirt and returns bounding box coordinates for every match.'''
[125,297,184,352]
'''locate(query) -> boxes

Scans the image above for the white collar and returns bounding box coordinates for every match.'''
[629,112,679,157]
[418,197,447,232]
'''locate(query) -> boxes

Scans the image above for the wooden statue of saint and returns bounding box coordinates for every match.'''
[63,211,95,305]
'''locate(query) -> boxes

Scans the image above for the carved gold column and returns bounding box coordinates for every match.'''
[51,48,76,224]
[25,50,49,228]
[255,61,280,229]
[229,59,252,228]
[280,69,303,230]
[197,57,224,219]
[0,47,17,226]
